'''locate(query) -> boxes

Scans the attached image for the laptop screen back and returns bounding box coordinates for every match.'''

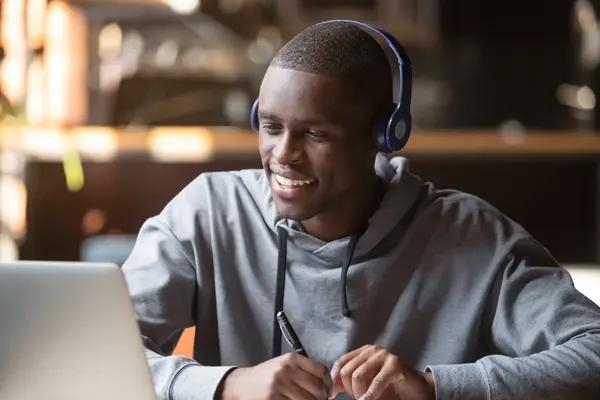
[0,261,156,400]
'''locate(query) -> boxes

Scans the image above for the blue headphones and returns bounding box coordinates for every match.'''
[249,19,412,153]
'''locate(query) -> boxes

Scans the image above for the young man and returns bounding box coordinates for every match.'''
[122,21,600,400]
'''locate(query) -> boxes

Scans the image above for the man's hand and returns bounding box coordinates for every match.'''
[219,353,332,400]
[330,345,435,400]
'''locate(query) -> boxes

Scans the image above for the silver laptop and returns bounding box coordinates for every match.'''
[0,261,157,400]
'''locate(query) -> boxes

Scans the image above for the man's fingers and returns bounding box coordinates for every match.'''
[359,356,404,400]
[338,346,382,396]
[330,345,371,396]
[351,351,388,398]
[290,366,330,400]
[293,353,329,378]
[291,353,332,391]
[351,364,377,399]
[330,345,370,378]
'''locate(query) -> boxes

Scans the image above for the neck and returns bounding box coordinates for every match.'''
[300,177,384,242]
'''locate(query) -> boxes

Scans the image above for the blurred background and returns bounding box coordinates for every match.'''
[1,0,600,269]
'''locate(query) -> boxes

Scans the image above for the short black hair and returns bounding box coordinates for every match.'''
[271,21,393,105]
[272,21,387,75]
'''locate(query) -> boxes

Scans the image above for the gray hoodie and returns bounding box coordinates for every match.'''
[122,154,600,400]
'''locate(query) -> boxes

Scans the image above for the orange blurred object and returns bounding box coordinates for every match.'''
[173,326,195,358]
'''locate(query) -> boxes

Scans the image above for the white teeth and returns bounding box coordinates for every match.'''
[274,173,315,187]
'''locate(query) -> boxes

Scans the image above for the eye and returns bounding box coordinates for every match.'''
[260,123,282,135]
[307,129,327,139]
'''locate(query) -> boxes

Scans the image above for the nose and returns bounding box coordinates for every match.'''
[272,130,303,165]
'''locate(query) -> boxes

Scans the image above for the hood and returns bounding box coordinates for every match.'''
[258,153,423,260]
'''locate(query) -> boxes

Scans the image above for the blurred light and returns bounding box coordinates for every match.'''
[575,0,600,69]
[498,119,526,145]
[0,150,25,176]
[81,209,107,236]
[99,23,123,61]
[257,26,283,51]
[26,0,47,48]
[167,0,200,14]
[180,48,239,79]
[224,90,250,125]
[98,24,123,91]
[256,38,275,57]
[0,0,27,104]
[556,83,596,110]
[21,128,67,159]
[0,174,27,239]
[0,59,26,105]
[557,83,576,105]
[0,232,19,262]
[248,27,284,64]
[154,40,179,69]
[577,86,596,109]
[576,0,596,30]
[412,78,453,111]
[181,47,205,69]
[247,40,274,65]
[46,1,88,125]
[121,30,145,77]
[148,128,215,162]
[26,57,45,124]
[71,127,119,161]
[46,1,68,43]
[99,61,122,92]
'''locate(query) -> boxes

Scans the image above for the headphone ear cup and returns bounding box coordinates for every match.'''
[385,105,411,152]
[375,102,412,153]
[374,104,395,153]
[249,99,259,131]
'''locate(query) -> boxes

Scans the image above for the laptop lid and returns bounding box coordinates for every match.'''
[0,261,157,400]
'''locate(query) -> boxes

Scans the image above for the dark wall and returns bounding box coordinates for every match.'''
[436,1,574,129]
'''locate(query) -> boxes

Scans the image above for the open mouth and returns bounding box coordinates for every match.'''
[273,173,316,188]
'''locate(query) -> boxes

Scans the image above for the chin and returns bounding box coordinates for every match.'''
[274,200,317,222]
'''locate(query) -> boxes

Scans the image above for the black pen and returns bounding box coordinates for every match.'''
[276,310,308,357]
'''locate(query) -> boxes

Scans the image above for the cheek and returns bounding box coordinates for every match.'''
[258,135,273,161]
[310,153,352,189]
[306,146,335,173]
[308,141,369,179]
[333,148,374,183]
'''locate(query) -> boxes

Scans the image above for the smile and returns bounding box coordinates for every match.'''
[273,173,316,188]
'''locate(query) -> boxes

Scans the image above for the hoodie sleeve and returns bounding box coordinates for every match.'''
[427,238,600,400]
[122,215,235,400]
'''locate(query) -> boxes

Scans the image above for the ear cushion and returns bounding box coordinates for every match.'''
[249,99,259,131]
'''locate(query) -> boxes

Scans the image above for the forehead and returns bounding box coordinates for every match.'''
[258,67,356,124]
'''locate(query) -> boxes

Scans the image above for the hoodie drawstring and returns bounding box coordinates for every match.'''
[272,226,361,356]
[272,226,288,358]
[340,233,360,318]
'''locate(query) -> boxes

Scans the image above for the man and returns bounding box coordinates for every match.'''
[122,21,600,400]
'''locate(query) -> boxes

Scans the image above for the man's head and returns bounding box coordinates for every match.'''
[257,21,395,233]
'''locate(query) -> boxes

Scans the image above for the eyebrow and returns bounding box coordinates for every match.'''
[257,110,336,126]
[257,110,282,122]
